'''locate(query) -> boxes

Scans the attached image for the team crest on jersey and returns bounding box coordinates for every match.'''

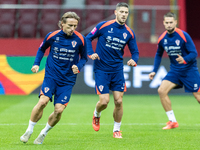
[99,85,104,92]
[44,87,50,93]
[175,39,180,46]
[72,41,77,47]
[123,33,127,39]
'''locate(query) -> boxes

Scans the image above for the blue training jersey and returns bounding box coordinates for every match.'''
[153,28,198,73]
[86,19,139,73]
[33,30,88,85]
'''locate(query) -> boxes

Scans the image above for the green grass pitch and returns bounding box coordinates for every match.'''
[0,94,200,150]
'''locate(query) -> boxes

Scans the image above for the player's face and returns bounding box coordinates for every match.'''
[163,17,177,34]
[115,6,129,25]
[62,18,78,36]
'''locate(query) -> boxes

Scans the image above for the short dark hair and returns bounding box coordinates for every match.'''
[164,12,176,20]
[116,2,129,10]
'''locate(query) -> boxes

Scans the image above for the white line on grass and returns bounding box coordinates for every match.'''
[0,123,199,126]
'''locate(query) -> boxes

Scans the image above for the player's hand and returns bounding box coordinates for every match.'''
[90,53,100,60]
[31,65,39,73]
[127,59,136,66]
[72,65,79,74]
[149,72,156,80]
[176,54,184,64]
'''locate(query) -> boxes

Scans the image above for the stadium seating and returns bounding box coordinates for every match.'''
[0,0,17,37]
[42,0,62,4]
[0,10,15,37]
[0,24,15,37]
[85,0,107,28]
[85,9,104,28]
[17,23,37,38]
[40,9,60,23]
[39,9,61,37]
[85,0,104,5]
[18,9,38,24]
[17,9,38,38]
[0,9,16,24]
[20,0,39,4]
[39,20,59,37]
[106,0,129,18]
[108,0,128,5]
[17,0,39,37]
[0,0,17,4]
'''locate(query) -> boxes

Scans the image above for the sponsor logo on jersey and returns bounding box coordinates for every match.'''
[72,41,77,48]
[55,37,59,42]
[54,47,59,53]
[99,85,104,92]
[164,46,168,52]
[91,27,97,34]
[108,28,113,33]
[44,87,50,93]
[61,99,66,102]
[164,39,167,45]
[123,33,127,39]
[194,84,198,90]
[175,39,180,46]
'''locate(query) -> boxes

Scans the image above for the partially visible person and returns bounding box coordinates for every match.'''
[20,12,87,144]
[86,2,139,138]
[149,12,200,130]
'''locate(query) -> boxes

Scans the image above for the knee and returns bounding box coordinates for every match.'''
[114,98,123,107]
[99,97,109,108]
[158,87,167,96]
[54,108,64,117]
[37,100,48,109]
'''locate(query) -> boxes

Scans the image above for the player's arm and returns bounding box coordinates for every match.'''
[127,32,139,66]
[32,33,51,73]
[152,43,164,74]
[181,32,198,64]
[86,22,104,60]
[73,37,88,74]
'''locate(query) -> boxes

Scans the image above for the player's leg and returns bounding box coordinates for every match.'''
[112,91,123,138]
[93,72,110,131]
[34,103,66,144]
[93,94,110,131]
[110,71,125,138]
[188,70,200,103]
[158,80,176,111]
[34,83,72,144]
[20,77,55,143]
[30,95,50,122]
[20,95,50,143]
[158,80,179,129]
[95,94,110,115]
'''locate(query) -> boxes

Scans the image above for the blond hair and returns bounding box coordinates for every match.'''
[58,12,80,29]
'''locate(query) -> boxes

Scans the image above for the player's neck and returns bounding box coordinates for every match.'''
[115,19,125,26]
[167,27,176,34]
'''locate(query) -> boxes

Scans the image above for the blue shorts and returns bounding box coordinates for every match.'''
[95,71,126,94]
[163,69,200,92]
[40,77,73,106]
